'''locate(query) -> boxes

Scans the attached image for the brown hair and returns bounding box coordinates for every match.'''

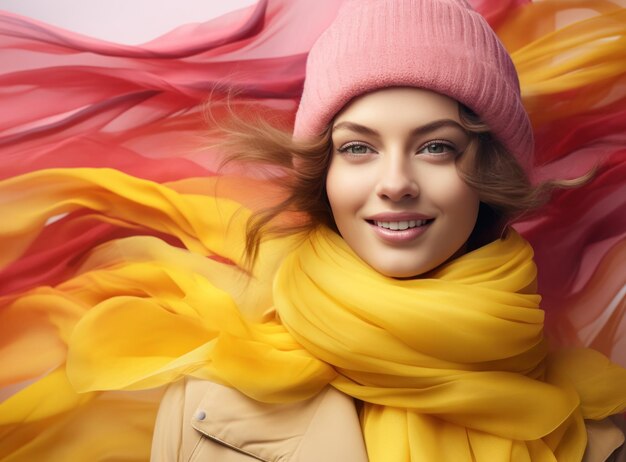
[210,101,595,266]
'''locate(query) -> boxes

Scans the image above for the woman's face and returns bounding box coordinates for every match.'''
[326,87,480,278]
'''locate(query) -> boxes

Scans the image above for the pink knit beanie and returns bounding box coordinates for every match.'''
[293,0,533,171]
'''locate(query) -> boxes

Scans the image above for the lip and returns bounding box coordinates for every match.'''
[365,212,434,221]
[366,218,433,244]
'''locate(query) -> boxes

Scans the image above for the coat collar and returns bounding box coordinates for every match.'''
[190,382,368,462]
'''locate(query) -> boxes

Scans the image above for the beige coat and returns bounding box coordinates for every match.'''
[151,377,625,462]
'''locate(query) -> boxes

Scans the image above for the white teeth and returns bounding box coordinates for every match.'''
[375,220,429,230]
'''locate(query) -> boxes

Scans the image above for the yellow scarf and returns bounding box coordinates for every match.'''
[3,169,625,461]
[272,226,626,461]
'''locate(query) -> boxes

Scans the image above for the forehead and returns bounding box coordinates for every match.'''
[332,87,460,129]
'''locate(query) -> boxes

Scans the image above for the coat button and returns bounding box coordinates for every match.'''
[194,409,207,421]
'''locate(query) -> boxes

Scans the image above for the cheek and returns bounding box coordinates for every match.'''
[429,168,479,225]
[325,158,368,218]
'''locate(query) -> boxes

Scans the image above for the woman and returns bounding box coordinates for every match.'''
[151,0,626,461]
[1,0,624,461]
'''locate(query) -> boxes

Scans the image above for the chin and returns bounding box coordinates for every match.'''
[368,249,455,279]
[371,261,432,279]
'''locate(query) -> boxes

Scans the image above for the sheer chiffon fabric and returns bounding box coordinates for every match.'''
[0,1,624,460]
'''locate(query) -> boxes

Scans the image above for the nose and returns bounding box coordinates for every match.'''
[375,154,419,201]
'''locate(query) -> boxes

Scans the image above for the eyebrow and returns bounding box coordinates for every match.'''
[332,119,466,138]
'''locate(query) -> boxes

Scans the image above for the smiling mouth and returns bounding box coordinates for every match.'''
[366,219,434,230]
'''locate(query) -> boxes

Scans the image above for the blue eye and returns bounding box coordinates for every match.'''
[338,142,376,156]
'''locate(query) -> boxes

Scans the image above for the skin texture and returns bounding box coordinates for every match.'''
[326,87,480,278]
